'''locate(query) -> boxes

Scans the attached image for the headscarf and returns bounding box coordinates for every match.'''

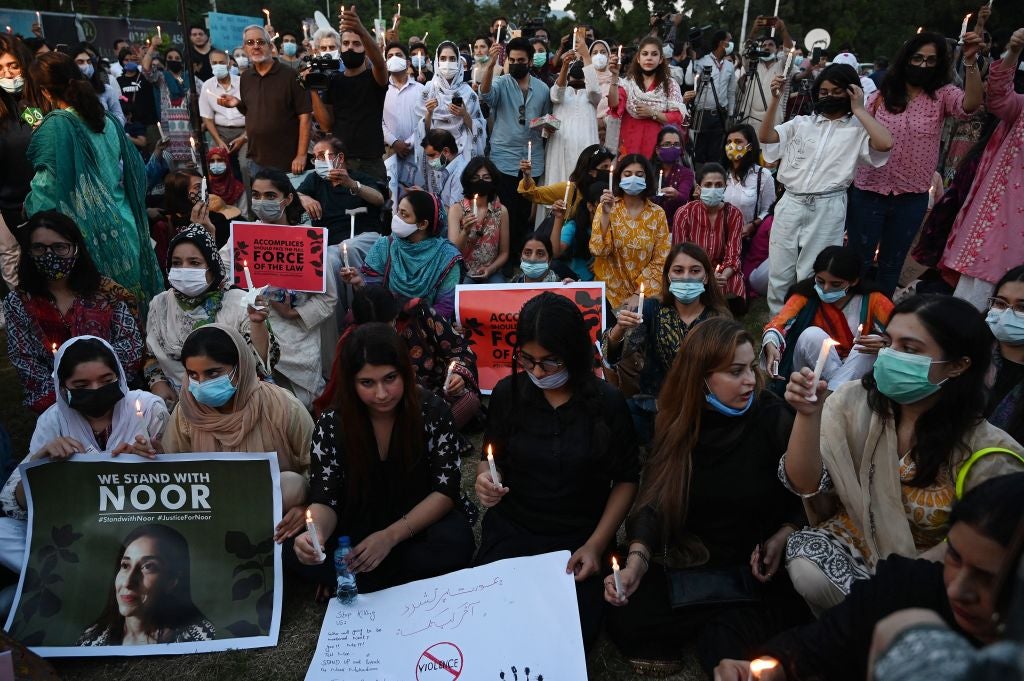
[620,73,688,122]
[590,40,615,86]
[166,226,226,305]
[205,147,244,206]
[175,324,303,472]
[422,41,471,137]
[52,336,165,453]
[430,41,465,94]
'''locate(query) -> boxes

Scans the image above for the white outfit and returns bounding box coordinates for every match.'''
[724,164,776,225]
[545,64,603,186]
[268,276,337,409]
[383,75,426,197]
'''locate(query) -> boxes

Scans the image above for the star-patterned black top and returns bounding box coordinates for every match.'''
[309,389,478,541]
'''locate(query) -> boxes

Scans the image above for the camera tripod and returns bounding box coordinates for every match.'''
[689,64,726,161]
[736,58,769,126]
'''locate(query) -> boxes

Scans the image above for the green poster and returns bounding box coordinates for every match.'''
[3,453,282,657]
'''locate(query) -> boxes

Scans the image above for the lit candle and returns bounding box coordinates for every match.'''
[243,259,255,291]
[958,13,972,43]
[612,556,623,599]
[305,508,325,562]
[342,242,350,268]
[749,657,780,680]
[444,361,458,393]
[928,184,935,209]
[392,5,400,32]
[807,338,838,402]
[51,342,57,354]
[5,26,11,34]
[637,282,644,322]
[917,26,923,34]
[527,140,532,163]
[262,8,271,25]
[189,136,199,167]
[156,121,165,140]
[156,25,161,42]
[136,399,144,419]
[608,163,614,193]
[782,46,796,75]
[563,181,573,204]
[857,323,864,339]
[303,23,308,40]
[487,444,501,487]
[657,170,663,195]
[617,45,622,64]
[473,193,482,222]
[422,32,428,45]
[36,12,43,36]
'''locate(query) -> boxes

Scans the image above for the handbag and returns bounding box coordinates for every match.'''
[665,564,760,610]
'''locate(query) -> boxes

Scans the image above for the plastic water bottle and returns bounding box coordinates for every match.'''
[334,536,358,604]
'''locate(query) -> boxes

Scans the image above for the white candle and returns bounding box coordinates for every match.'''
[486,444,501,487]
[421,32,428,47]
[657,170,663,195]
[189,136,198,167]
[243,259,255,291]
[563,181,573,204]
[612,556,623,598]
[200,177,207,202]
[262,8,271,24]
[342,242,350,268]
[770,0,780,36]
[527,140,532,163]
[135,399,148,443]
[637,282,644,322]
[156,121,165,140]
[608,163,614,193]
[156,25,162,42]
[617,45,622,63]
[303,23,308,40]
[917,26,924,34]
[305,509,325,561]
[857,323,864,339]
[749,657,780,680]
[51,342,57,355]
[444,361,457,393]
[350,214,356,241]
[928,185,935,209]
[473,193,481,222]
[807,337,837,402]
[959,13,972,43]
[782,46,796,75]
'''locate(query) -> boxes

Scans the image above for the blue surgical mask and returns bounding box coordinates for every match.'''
[619,176,647,195]
[520,259,549,279]
[188,369,238,408]
[526,367,570,390]
[669,280,705,304]
[209,161,227,176]
[211,63,230,80]
[699,186,726,207]
[705,383,753,416]
[314,159,332,178]
[282,42,298,57]
[986,308,1024,346]
[79,63,95,79]
[793,56,805,69]
[814,282,847,304]
[724,42,735,55]
[873,347,949,404]
[411,55,426,69]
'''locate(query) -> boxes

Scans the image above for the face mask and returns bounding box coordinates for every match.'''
[168,267,210,297]
[466,178,494,197]
[669,280,705,304]
[509,63,530,80]
[235,56,250,69]
[904,64,932,87]
[0,76,24,94]
[282,42,298,57]
[592,53,608,70]
[251,198,285,222]
[724,42,735,56]
[428,156,446,171]
[32,251,78,280]
[793,56,804,69]
[526,367,570,390]
[230,66,240,76]
[211,63,230,79]
[437,61,460,78]
[663,45,674,59]
[209,161,228,175]
[314,159,333,178]
[67,382,125,418]
[873,347,949,404]
[657,146,682,164]
[619,176,647,195]
[724,142,749,161]
[123,61,140,74]
[474,54,490,64]
[341,50,365,69]
[188,370,238,408]
[705,383,753,416]
[814,96,851,116]
[760,53,778,62]
[533,52,547,68]
[79,63,95,79]
[386,55,408,72]
[520,259,549,279]
[391,214,419,239]
[699,186,726,207]
[986,308,1024,345]
[167,60,184,74]
[411,55,426,69]
[324,50,341,60]
[814,282,847,304]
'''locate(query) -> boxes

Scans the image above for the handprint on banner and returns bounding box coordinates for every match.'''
[498,666,543,680]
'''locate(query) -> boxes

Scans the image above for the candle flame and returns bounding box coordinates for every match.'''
[306,508,313,521]
[611,556,620,570]
[135,399,142,412]
[639,282,644,295]
[487,444,493,459]
[51,342,57,353]
[750,657,780,674]
[964,13,972,21]
[917,26,923,33]
[857,323,863,335]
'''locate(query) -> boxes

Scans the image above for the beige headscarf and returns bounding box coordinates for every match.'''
[177,323,305,472]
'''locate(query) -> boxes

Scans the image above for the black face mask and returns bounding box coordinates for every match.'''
[593,168,611,184]
[904,64,932,87]
[813,96,851,116]
[465,179,495,197]
[166,60,184,74]
[67,382,124,418]
[509,63,530,80]
[340,50,365,69]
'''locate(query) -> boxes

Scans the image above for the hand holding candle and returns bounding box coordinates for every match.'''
[608,163,615,193]
[486,444,501,487]
[262,8,271,24]
[749,657,781,680]
[444,361,458,394]
[243,259,255,291]
[657,170,664,195]
[959,13,972,43]
[612,556,624,599]
[563,181,573,205]
[342,242,351,268]
[305,508,325,562]
[807,338,838,401]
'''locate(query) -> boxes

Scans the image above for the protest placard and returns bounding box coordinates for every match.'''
[455,282,606,393]
[207,12,262,55]
[230,222,327,293]
[4,453,282,657]
[305,551,587,680]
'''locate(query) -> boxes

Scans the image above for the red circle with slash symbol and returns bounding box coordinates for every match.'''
[416,642,464,680]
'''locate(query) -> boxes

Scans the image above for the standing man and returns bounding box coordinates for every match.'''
[310,6,389,182]
[479,37,551,260]
[737,19,795,128]
[382,42,424,200]
[189,25,215,81]
[199,49,248,185]
[219,25,311,176]
[687,29,737,163]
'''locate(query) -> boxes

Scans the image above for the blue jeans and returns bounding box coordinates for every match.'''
[846,187,929,297]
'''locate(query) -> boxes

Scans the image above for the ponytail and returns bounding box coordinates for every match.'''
[65,78,106,133]
[29,51,108,134]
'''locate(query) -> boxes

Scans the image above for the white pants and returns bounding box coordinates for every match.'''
[0,517,26,574]
[768,191,848,315]
[749,259,770,297]
[793,326,878,391]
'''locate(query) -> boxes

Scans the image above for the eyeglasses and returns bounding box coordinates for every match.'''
[29,242,76,258]
[245,39,268,47]
[988,298,1024,317]
[518,104,526,126]
[515,351,565,373]
[909,54,938,67]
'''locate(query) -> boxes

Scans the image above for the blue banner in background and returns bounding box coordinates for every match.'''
[1,9,38,37]
[208,11,261,52]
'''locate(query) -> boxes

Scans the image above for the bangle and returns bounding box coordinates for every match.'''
[401,514,415,539]
[627,550,650,570]
[964,62,979,71]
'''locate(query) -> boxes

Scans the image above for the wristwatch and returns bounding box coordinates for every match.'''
[349,181,362,195]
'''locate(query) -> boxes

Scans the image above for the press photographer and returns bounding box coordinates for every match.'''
[736,16,797,128]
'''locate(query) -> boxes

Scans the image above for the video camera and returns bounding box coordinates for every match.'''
[743,39,771,60]
[300,54,340,91]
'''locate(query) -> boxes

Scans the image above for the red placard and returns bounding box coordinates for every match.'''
[229,222,327,293]
[456,283,606,394]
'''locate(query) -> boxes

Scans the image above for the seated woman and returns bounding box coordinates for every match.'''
[763,245,893,389]
[782,294,1024,616]
[155,170,231,259]
[519,144,615,237]
[162,324,312,542]
[205,146,247,217]
[475,292,640,647]
[985,265,1024,445]
[602,242,731,443]
[509,231,576,284]
[291,323,476,596]
[552,182,604,282]
[144,227,278,408]
[649,125,695,222]
[315,285,483,430]
[447,157,508,284]
[78,524,215,645]
[345,191,462,319]
[0,336,168,577]
[3,211,143,414]
[604,318,810,677]
[671,162,745,302]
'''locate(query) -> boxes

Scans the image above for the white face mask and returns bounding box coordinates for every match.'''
[437,61,460,78]
[391,214,419,239]
[324,50,340,60]
[211,63,230,79]
[0,76,24,94]
[313,159,332,178]
[663,45,674,59]
[168,267,210,297]
[251,198,285,222]
[386,55,408,73]
[235,56,249,69]
[591,53,608,70]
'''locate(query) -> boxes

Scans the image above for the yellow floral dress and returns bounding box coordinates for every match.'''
[589,198,671,309]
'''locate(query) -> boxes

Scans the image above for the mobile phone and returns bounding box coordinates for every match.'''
[452,94,463,107]
[765,16,779,27]
[811,47,823,66]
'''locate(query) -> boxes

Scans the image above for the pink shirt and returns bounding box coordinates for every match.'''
[855,84,968,195]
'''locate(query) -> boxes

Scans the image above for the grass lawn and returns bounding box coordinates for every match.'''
[1,297,767,680]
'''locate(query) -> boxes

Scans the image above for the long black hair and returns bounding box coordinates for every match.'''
[863,294,994,488]
[613,154,656,198]
[989,265,1024,444]
[74,45,107,96]
[15,211,102,298]
[721,124,761,181]
[0,35,35,125]
[879,32,953,113]
[57,338,119,385]
[788,245,880,301]
[460,156,500,202]
[568,143,615,204]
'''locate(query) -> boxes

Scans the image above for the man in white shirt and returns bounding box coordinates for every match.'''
[737,20,797,128]
[382,42,424,201]
[687,29,738,163]
[199,49,248,187]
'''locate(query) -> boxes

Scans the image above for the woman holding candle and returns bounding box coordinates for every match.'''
[984,265,1024,445]
[158,170,231,252]
[551,182,605,281]
[415,40,485,174]
[475,292,640,647]
[648,125,695,221]
[0,336,168,576]
[447,157,509,284]
[603,318,810,676]
[590,154,672,311]
[4,211,144,414]
[781,293,1024,616]
[517,143,614,228]
[141,42,192,166]
[721,124,774,245]
[290,322,476,596]
[144,227,278,409]
[543,31,602,186]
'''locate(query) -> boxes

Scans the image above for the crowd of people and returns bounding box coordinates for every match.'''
[0,4,1023,677]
